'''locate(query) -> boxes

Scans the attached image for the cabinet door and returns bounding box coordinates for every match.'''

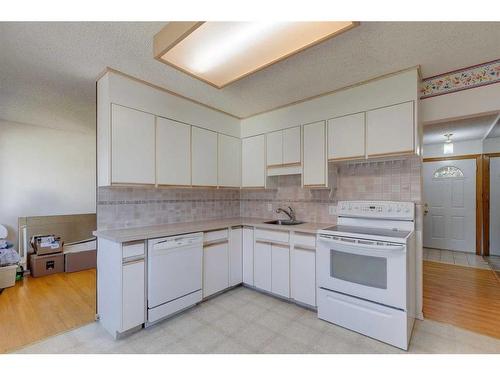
[242,135,266,188]
[254,241,272,292]
[242,227,254,285]
[122,260,145,331]
[291,247,316,306]
[218,134,241,187]
[156,117,191,186]
[192,127,218,186]
[283,126,301,165]
[266,130,283,167]
[328,113,365,161]
[229,228,243,286]
[271,244,290,298]
[203,241,229,298]
[303,121,327,187]
[366,101,414,157]
[111,104,155,184]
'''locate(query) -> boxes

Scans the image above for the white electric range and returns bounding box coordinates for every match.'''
[316,200,416,350]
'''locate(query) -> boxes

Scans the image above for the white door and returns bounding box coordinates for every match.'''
[156,117,191,186]
[291,247,316,306]
[266,130,283,167]
[490,157,500,256]
[283,127,301,165]
[122,260,145,331]
[192,127,218,186]
[271,244,290,298]
[328,112,365,161]
[242,227,254,285]
[423,159,476,252]
[203,241,229,297]
[111,104,155,184]
[366,102,414,157]
[303,121,327,187]
[242,135,266,188]
[254,241,272,292]
[218,134,241,187]
[229,227,243,286]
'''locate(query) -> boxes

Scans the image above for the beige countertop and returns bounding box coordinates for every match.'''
[93,217,333,243]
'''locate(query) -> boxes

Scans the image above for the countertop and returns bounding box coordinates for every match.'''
[93,217,333,243]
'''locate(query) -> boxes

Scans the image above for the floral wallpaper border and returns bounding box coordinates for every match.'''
[421,59,500,99]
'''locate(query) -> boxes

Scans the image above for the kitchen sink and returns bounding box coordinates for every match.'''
[264,219,305,226]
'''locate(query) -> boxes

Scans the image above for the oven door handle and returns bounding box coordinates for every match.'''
[318,236,405,253]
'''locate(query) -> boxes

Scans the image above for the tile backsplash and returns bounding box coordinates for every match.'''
[97,156,422,230]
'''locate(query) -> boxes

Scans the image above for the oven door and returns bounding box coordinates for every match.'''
[317,235,406,309]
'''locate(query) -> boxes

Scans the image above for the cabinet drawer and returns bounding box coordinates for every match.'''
[293,232,316,249]
[123,241,145,259]
[255,229,289,244]
[204,229,229,243]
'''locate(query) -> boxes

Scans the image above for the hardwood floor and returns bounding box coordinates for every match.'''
[0,269,96,353]
[423,260,500,340]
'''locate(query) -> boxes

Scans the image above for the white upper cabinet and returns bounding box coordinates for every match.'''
[266,131,283,167]
[328,113,365,161]
[366,101,414,157]
[218,134,241,187]
[283,126,301,165]
[156,117,191,186]
[266,127,301,168]
[191,127,218,186]
[242,135,266,188]
[111,104,155,185]
[303,121,327,187]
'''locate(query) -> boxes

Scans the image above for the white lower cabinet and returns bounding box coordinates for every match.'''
[242,227,254,285]
[122,260,146,331]
[271,244,290,298]
[254,241,272,292]
[291,247,316,306]
[229,227,243,286]
[203,241,229,298]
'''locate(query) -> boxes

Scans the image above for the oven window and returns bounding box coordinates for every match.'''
[330,250,387,289]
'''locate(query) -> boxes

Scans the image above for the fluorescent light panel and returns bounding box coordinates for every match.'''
[156,22,357,88]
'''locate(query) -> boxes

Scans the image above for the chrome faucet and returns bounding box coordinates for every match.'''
[276,206,296,221]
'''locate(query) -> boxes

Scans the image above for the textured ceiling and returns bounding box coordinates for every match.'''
[1,22,500,133]
[423,114,499,145]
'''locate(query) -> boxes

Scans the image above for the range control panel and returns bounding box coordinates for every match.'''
[337,201,415,220]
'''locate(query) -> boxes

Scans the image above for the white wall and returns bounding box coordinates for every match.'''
[0,120,96,247]
[421,83,500,124]
[484,137,500,153]
[105,71,241,138]
[240,69,419,137]
[423,139,483,158]
[423,137,500,158]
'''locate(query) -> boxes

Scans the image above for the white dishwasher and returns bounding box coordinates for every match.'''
[147,232,203,324]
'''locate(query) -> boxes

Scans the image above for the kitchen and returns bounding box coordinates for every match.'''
[1,9,500,370]
[93,61,422,349]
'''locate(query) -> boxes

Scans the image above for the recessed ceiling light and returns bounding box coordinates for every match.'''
[154,21,358,89]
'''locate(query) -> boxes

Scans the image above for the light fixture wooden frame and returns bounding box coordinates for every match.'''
[154,21,359,89]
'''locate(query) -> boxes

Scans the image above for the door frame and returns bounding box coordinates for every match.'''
[423,154,483,255]
[482,152,500,256]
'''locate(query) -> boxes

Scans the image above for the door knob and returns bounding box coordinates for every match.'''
[424,203,429,216]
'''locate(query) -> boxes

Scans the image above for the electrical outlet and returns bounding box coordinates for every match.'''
[329,205,337,215]
[267,203,273,212]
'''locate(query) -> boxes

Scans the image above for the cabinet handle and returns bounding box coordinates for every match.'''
[122,256,144,265]
[204,239,229,248]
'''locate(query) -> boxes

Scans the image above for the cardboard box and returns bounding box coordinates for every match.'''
[31,235,64,256]
[65,250,96,273]
[30,253,64,277]
[0,265,17,289]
